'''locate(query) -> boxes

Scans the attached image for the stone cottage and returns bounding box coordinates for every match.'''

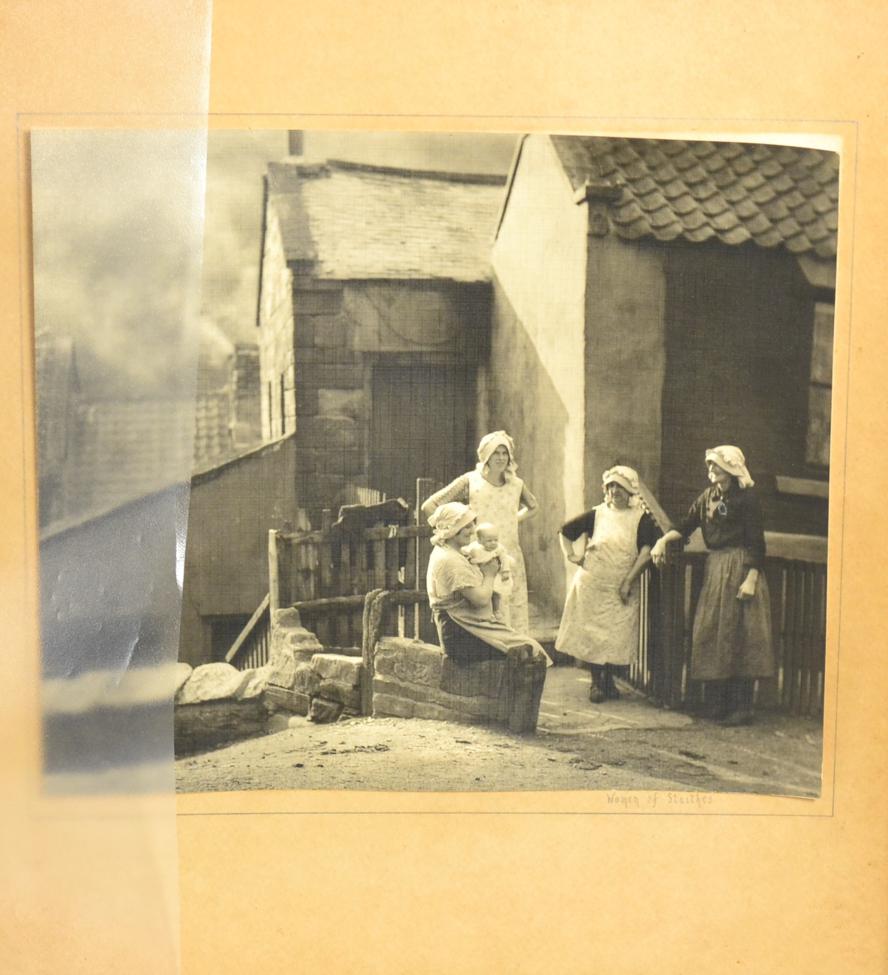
[486,134,837,618]
[256,157,507,520]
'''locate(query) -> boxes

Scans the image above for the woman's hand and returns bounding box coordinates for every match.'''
[650,539,668,567]
[737,569,758,601]
[619,578,632,604]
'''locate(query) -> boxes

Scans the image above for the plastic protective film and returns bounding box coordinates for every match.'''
[2,5,211,973]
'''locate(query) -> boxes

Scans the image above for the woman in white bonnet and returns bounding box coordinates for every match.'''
[421,431,538,633]
[425,501,550,670]
[651,445,775,725]
[555,465,661,702]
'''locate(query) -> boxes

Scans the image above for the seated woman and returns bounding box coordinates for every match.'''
[426,502,551,668]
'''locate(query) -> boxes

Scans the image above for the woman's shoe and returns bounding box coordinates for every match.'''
[589,682,606,704]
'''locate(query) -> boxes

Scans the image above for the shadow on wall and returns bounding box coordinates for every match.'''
[482,277,570,621]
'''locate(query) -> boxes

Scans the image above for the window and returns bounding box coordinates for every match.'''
[805,301,834,467]
[279,373,286,434]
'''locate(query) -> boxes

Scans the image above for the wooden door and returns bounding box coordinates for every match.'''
[370,363,473,503]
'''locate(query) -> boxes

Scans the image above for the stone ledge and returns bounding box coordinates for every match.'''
[371,636,546,733]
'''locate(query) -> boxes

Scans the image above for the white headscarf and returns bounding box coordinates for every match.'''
[475,430,518,477]
[705,445,754,489]
[428,502,476,547]
[602,465,641,507]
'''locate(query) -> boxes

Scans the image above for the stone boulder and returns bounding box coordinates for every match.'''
[174,663,273,754]
[176,662,250,705]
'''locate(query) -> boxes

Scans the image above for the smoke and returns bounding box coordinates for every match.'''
[31,129,208,401]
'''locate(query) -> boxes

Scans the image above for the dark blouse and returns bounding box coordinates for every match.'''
[560,508,661,551]
[678,483,766,569]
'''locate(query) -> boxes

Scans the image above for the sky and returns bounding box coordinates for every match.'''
[32,128,518,400]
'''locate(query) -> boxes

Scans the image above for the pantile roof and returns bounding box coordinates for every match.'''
[549,136,838,259]
[266,159,506,282]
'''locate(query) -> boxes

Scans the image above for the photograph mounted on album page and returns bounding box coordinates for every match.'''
[30,125,843,807]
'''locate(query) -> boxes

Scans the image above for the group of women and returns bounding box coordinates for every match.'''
[422,432,775,727]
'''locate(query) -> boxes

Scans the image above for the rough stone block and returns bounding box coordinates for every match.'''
[174,698,267,754]
[238,665,272,700]
[292,663,320,695]
[371,693,416,720]
[308,697,343,723]
[374,639,444,687]
[372,675,431,705]
[312,653,363,685]
[316,679,362,711]
[264,685,311,716]
[176,662,250,705]
[413,701,486,724]
[440,657,505,699]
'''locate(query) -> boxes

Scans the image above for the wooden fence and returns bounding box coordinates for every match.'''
[629,539,827,717]
[267,478,438,652]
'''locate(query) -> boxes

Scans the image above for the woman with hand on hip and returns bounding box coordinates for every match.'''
[555,465,660,703]
[421,431,538,634]
[650,445,775,725]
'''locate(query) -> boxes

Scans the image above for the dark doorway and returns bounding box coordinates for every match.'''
[370,363,474,503]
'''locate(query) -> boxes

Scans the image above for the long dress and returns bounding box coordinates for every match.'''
[425,471,531,633]
[678,484,775,681]
[555,503,658,666]
[466,470,529,633]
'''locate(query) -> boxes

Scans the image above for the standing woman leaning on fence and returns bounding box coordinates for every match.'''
[650,445,775,725]
[420,431,538,633]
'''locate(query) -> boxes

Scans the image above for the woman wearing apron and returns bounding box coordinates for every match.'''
[421,431,538,633]
[555,466,660,702]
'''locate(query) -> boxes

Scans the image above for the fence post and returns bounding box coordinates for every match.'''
[268,530,281,614]
[415,478,436,640]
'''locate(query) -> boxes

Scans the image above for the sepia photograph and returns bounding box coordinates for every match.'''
[32,128,835,798]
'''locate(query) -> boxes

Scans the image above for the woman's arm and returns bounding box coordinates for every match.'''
[458,559,498,608]
[559,531,585,564]
[650,529,682,567]
[620,546,652,603]
[420,474,470,522]
[517,482,539,524]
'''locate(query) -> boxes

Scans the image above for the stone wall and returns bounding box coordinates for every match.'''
[488,134,589,618]
[179,435,299,666]
[371,637,547,734]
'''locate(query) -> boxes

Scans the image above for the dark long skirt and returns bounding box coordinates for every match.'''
[691,547,775,680]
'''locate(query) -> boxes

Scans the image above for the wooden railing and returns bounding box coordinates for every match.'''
[225,593,271,671]
[631,535,827,716]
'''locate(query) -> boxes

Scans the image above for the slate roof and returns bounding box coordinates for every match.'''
[66,400,198,516]
[549,136,839,259]
[266,159,507,282]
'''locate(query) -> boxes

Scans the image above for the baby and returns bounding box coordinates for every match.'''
[462,522,515,622]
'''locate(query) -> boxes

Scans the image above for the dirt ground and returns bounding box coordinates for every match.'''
[176,666,823,797]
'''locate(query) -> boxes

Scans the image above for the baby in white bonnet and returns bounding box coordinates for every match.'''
[461,522,515,622]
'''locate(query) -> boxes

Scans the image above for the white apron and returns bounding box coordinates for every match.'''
[467,470,529,633]
[555,502,642,666]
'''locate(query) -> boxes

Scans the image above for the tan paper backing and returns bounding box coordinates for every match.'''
[2,2,886,971]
